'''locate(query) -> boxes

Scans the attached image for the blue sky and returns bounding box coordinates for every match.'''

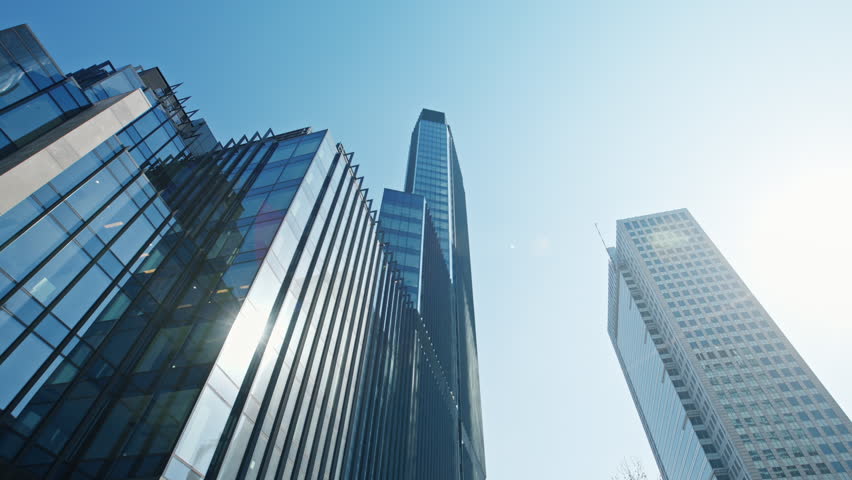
[8,1,852,477]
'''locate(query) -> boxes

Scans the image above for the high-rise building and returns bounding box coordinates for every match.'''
[607,209,852,480]
[385,109,486,480]
[405,108,455,269]
[0,25,486,480]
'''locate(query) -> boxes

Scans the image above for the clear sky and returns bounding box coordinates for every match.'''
[7,1,852,478]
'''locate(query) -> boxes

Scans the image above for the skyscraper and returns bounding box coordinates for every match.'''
[385,109,486,480]
[405,109,455,269]
[0,24,486,480]
[607,209,852,480]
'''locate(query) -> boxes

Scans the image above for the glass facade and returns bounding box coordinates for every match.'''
[0,26,487,480]
[405,109,452,268]
[378,189,425,306]
[346,186,461,479]
[69,61,219,157]
[0,76,330,476]
[380,109,487,479]
[0,25,90,160]
[608,209,852,480]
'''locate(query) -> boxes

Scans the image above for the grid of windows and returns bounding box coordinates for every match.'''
[410,118,451,265]
[1,28,487,479]
[0,25,90,160]
[398,109,486,480]
[378,189,425,305]
[609,209,852,480]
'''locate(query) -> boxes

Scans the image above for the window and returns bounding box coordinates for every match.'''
[0,333,52,408]
[0,94,64,147]
[0,215,67,280]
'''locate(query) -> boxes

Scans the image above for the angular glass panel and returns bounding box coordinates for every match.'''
[14,27,62,82]
[218,415,254,479]
[99,70,135,98]
[90,193,139,243]
[0,94,63,146]
[24,240,89,305]
[49,202,82,232]
[0,309,25,354]
[49,84,77,112]
[0,60,37,109]
[52,265,111,328]
[259,186,297,215]
[66,169,122,221]
[293,136,322,157]
[50,160,102,202]
[173,387,229,473]
[0,333,51,408]
[0,196,42,246]
[278,159,311,183]
[34,314,68,347]
[110,214,155,265]
[0,29,52,89]
[66,82,89,107]
[239,220,280,253]
[269,140,298,162]
[0,215,67,281]
[251,166,284,189]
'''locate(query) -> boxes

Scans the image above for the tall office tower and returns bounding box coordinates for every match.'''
[347,189,462,479]
[0,25,483,480]
[405,109,454,268]
[394,109,486,479]
[607,209,852,480]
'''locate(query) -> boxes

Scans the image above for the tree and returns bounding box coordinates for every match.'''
[611,458,661,480]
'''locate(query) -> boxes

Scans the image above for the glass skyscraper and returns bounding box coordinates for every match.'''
[608,209,852,480]
[405,109,454,269]
[380,108,486,480]
[0,24,486,480]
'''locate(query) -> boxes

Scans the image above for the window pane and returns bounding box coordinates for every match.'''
[0,333,52,408]
[0,94,64,146]
[0,310,25,355]
[90,193,138,244]
[111,214,155,265]
[66,167,121,220]
[0,196,42,246]
[0,29,52,89]
[293,136,322,157]
[49,84,77,112]
[49,150,103,195]
[52,265,111,328]
[0,215,67,280]
[279,159,310,183]
[34,314,69,347]
[24,241,90,305]
[0,59,38,109]
[173,387,229,473]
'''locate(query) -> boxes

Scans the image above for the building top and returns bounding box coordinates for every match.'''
[418,108,446,124]
[616,207,691,226]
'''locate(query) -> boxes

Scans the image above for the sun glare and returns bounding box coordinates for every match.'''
[744,165,852,332]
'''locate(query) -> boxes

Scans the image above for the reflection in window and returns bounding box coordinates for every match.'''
[0,59,37,108]
[24,240,90,305]
[173,387,230,473]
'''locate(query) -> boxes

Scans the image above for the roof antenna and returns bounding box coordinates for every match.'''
[594,223,615,262]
